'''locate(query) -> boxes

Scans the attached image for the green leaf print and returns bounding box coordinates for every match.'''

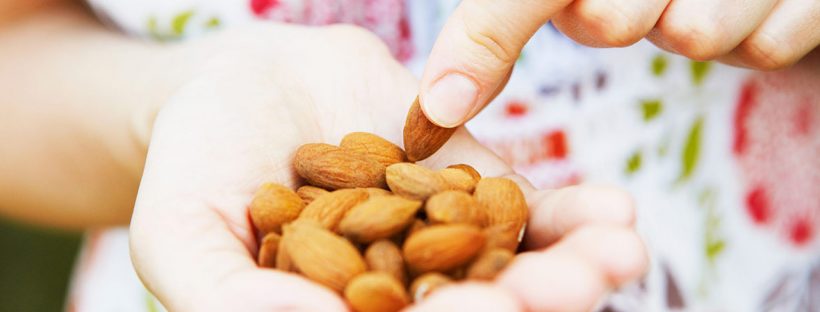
[641,99,663,122]
[651,54,668,77]
[625,150,642,175]
[171,10,195,36]
[678,116,703,182]
[205,17,221,29]
[145,291,159,312]
[690,61,711,86]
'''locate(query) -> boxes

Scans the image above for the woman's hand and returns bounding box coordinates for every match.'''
[130,24,647,311]
[418,0,820,128]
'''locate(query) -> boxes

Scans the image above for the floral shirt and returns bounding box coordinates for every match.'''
[71,1,820,311]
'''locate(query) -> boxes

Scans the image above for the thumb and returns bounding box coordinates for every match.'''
[420,0,571,128]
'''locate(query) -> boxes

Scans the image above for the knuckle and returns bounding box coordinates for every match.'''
[742,34,798,70]
[461,6,519,64]
[580,3,644,47]
[661,18,727,60]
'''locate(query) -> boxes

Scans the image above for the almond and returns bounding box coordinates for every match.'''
[250,183,305,234]
[282,220,366,292]
[474,178,528,241]
[296,185,329,205]
[345,272,409,312]
[339,196,422,243]
[363,187,392,198]
[275,238,296,272]
[403,224,485,273]
[438,168,478,193]
[483,223,521,252]
[386,163,447,201]
[294,143,386,190]
[425,190,487,227]
[299,188,369,231]
[341,132,407,167]
[447,164,482,181]
[364,240,407,285]
[403,97,457,161]
[257,232,281,268]
[406,219,427,238]
[466,248,514,280]
[409,272,452,302]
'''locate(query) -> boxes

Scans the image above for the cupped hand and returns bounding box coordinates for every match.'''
[419,0,820,128]
[130,24,647,311]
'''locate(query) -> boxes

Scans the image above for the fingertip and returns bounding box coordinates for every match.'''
[420,72,480,128]
[555,225,649,286]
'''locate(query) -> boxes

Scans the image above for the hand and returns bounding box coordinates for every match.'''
[130,24,647,311]
[419,0,820,128]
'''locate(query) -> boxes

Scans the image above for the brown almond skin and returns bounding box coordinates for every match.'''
[466,248,514,280]
[339,196,422,243]
[447,164,482,181]
[474,178,528,241]
[409,272,452,302]
[250,183,305,234]
[296,185,329,205]
[275,238,296,272]
[299,188,369,231]
[364,240,407,285]
[426,190,487,227]
[363,187,392,198]
[403,97,457,161]
[257,232,281,268]
[483,223,521,252]
[438,168,479,193]
[294,143,386,190]
[386,163,448,201]
[345,272,409,312]
[403,224,486,273]
[341,132,407,167]
[282,220,367,292]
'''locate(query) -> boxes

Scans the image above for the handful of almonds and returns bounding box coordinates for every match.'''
[249,99,528,312]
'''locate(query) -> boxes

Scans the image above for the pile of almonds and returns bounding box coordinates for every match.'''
[249,98,528,312]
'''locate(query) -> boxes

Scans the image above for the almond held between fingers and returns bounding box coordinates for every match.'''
[403,97,457,162]
[365,240,407,284]
[340,132,407,167]
[426,190,487,227]
[282,220,367,292]
[294,143,387,190]
[386,163,448,201]
[250,183,306,234]
[299,188,369,231]
[345,272,410,312]
[447,164,482,181]
[474,178,528,241]
[409,272,452,302]
[257,232,281,268]
[296,185,329,205]
[339,195,422,243]
[403,224,486,273]
[438,168,479,193]
[466,248,514,280]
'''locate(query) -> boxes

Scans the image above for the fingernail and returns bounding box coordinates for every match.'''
[423,73,478,128]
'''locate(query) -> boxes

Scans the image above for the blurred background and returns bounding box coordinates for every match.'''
[0,217,80,312]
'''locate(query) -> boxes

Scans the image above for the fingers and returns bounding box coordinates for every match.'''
[409,283,522,312]
[553,0,670,47]
[419,0,571,128]
[649,0,780,61]
[524,185,636,249]
[497,225,648,312]
[721,0,820,70]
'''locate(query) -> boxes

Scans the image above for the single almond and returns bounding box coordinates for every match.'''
[409,272,452,302]
[483,223,521,252]
[296,185,329,205]
[474,178,528,241]
[341,132,407,167]
[345,272,409,312]
[438,168,479,193]
[386,163,448,201]
[403,97,457,162]
[275,237,296,272]
[466,248,514,280]
[299,188,369,231]
[364,240,407,285]
[447,164,482,181]
[403,224,485,273]
[282,220,366,292]
[363,187,392,198]
[250,183,305,234]
[425,190,487,227]
[339,196,422,243]
[294,143,386,190]
[257,232,281,268]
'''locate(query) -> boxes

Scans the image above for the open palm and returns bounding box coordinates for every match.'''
[130,24,646,312]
